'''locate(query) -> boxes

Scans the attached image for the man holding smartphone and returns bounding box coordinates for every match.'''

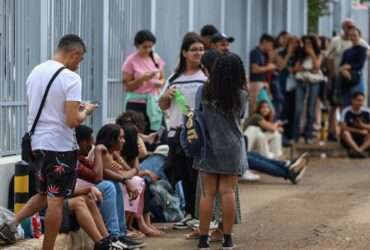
[1,34,99,250]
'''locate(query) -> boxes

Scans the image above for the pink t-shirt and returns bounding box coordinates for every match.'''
[122,51,165,95]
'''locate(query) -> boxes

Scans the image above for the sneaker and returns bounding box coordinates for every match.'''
[289,164,308,185]
[117,235,146,249]
[173,214,192,230]
[222,235,235,250]
[305,138,315,145]
[186,218,200,229]
[198,235,210,250]
[288,152,308,172]
[94,237,125,250]
[239,170,261,182]
[209,220,219,230]
[0,221,17,245]
[348,149,367,159]
[327,133,337,142]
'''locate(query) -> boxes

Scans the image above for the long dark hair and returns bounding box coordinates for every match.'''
[204,53,246,114]
[121,123,139,162]
[201,49,222,76]
[297,35,321,62]
[95,124,121,151]
[169,32,204,82]
[256,100,273,122]
[134,29,159,68]
[116,111,147,134]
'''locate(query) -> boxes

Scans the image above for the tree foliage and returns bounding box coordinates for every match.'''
[308,0,331,33]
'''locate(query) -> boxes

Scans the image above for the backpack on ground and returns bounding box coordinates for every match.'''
[149,180,184,222]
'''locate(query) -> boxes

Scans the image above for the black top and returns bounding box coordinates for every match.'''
[340,45,367,72]
[249,47,267,82]
[341,106,370,128]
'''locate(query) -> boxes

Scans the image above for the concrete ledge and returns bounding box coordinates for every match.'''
[0,155,21,208]
[293,142,348,158]
[1,229,94,250]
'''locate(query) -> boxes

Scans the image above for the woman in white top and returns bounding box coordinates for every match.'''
[159,33,206,226]
[293,35,324,144]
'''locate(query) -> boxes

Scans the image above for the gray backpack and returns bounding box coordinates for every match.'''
[0,207,18,245]
[150,180,184,222]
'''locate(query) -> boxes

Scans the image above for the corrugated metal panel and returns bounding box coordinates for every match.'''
[0,0,308,156]
[271,0,287,35]
[155,0,189,75]
[193,0,222,32]
[224,0,247,65]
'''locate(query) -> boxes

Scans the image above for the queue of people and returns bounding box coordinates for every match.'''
[0,19,368,250]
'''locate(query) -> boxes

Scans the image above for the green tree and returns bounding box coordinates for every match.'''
[308,0,330,33]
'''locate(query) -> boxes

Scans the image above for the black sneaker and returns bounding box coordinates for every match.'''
[348,149,367,159]
[118,235,146,249]
[288,152,309,172]
[0,221,17,245]
[198,235,210,250]
[327,133,337,142]
[173,214,192,230]
[222,234,235,250]
[94,237,125,250]
[289,164,308,184]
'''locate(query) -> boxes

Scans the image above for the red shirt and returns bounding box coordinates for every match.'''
[77,156,101,184]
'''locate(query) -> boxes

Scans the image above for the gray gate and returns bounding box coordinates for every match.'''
[0,0,308,157]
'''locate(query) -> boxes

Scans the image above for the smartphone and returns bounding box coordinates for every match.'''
[90,101,100,106]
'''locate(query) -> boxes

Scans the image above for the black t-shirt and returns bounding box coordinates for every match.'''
[340,106,370,128]
[249,47,267,82]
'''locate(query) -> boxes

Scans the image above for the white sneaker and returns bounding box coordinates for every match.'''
[239,170,261,182]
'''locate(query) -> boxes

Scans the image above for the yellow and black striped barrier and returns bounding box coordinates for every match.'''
[14,161,30,213]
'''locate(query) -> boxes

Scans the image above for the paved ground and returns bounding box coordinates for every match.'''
[149,158,370,250]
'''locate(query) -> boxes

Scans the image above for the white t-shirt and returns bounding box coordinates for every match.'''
[162,70,207,129]
[26,60,82,151]
[326,35,369,70]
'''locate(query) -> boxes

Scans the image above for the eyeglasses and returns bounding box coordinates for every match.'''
[188,47,204,52]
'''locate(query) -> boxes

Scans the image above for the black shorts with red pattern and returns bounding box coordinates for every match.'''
[31,150,78,198]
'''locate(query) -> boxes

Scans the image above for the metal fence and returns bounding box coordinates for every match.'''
[0,0,307,157]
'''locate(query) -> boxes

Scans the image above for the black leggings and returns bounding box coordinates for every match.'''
[165,129,198,217]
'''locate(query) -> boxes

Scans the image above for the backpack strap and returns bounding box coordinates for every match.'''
[194,86,204,112]
[29,66,66,135]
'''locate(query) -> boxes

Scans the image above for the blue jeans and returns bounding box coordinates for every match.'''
[140,154,167,181]
[248,151,290,179]
[341,75,365,109]
[96,181,126,236]
[293,81,320,141]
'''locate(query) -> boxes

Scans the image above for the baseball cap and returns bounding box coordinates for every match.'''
[211,33,235,43]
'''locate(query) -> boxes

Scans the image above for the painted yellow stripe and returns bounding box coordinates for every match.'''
[14,203,26,214]
[14,176,29,193]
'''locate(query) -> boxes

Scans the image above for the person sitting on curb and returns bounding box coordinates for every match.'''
[340,91,370,158]
[243,100,283,159]
[0,187,126,250]
[75,125,145,249]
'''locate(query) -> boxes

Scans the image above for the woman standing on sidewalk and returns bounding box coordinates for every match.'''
[195,53,248,250]
[159,33,206,228]
[122,30,165,136]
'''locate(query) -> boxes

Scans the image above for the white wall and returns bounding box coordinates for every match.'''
[0,156,19,208]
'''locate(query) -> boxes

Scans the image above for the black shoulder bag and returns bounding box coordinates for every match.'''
[21,67,66,162]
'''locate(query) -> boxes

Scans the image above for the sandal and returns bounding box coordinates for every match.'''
[185,228,200,240]
[210,228,223,242]
[126,230,146,240]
